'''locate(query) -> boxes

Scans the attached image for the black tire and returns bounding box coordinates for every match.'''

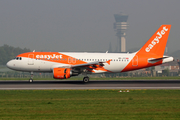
[83,77,89,83]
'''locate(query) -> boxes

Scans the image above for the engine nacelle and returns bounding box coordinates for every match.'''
[53,68,72,79]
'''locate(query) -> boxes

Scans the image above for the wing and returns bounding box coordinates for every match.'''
[72,59,111,68]
[71,59,111,73]
[51,59,111,74]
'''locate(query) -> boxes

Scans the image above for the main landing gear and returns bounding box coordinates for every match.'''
[83,76,89,83]
[29,72,33,83]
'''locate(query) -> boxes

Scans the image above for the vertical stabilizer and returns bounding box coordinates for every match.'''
[122,25,172,72]
[137,25,171,56]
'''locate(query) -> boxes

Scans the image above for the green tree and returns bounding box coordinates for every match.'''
[0,44,30,65]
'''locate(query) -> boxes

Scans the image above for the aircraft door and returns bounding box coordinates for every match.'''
[28,54,34,65]
[132,55,138,66]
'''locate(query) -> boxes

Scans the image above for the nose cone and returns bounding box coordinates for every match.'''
[6,60,23,71]
[6,60,13,69]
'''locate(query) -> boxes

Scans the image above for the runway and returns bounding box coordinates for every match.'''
[0,80,180,90]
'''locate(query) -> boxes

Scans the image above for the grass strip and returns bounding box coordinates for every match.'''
[0,90,180,120]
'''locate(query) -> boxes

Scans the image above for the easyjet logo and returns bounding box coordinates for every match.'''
[36,54,62,59]
[145,26,168,52]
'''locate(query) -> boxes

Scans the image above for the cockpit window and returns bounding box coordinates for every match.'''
[15,57,22,60]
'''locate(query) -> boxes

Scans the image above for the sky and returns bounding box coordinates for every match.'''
[0,0,180,54]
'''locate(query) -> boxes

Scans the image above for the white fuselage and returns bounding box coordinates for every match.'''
[7,52,136,73]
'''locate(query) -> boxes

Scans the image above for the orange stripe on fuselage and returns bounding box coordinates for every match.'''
[17,52,87,65]
[17,52,111,73]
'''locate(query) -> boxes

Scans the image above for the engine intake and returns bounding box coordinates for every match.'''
[53,68,72,79]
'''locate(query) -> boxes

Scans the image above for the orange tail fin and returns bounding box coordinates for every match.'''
[122,25,172,72]
[137,25,171,56]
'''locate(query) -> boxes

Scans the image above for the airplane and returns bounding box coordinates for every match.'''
[6,25,173,83]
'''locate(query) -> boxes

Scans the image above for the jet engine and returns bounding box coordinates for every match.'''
[53,68,72,79]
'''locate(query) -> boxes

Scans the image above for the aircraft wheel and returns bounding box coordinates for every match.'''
[29,79,33,83]
[83,77,89,83]
[29,71,34,83]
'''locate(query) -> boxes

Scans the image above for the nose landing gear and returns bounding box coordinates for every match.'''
[29,72,33,83]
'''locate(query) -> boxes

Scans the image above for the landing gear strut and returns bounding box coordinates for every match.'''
[29,71,33,83]
[83,76,89,83]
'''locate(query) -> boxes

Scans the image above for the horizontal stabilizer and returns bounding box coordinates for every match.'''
[148,56,173,63]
